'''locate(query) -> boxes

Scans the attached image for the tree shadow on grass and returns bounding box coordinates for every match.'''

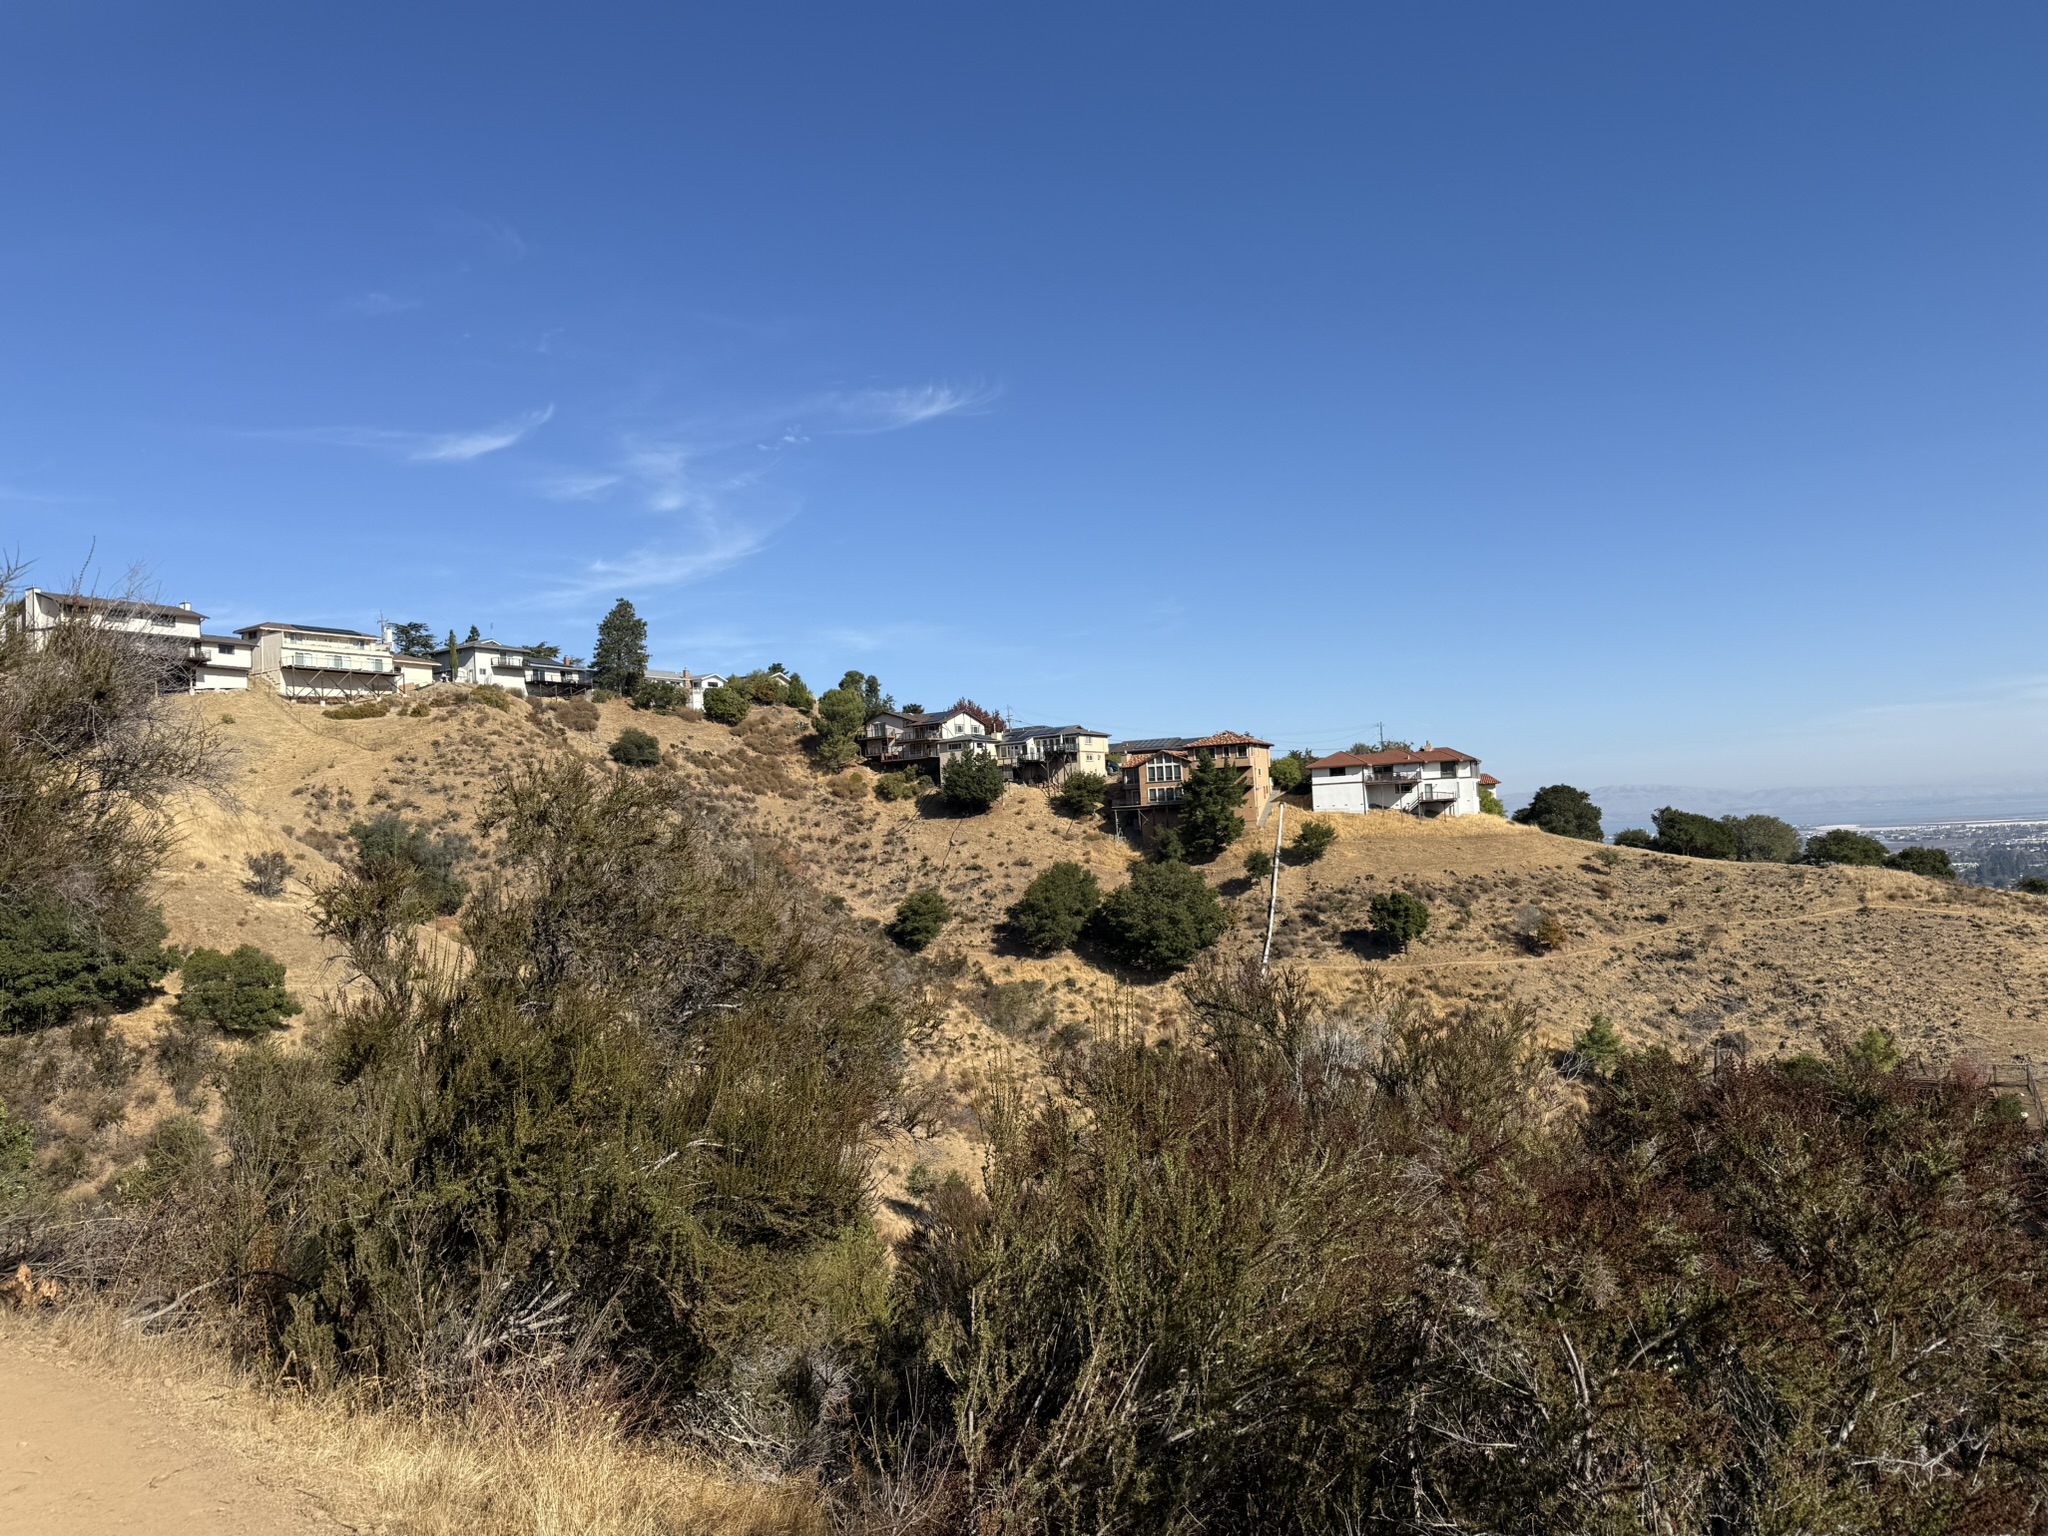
[1339,927,1400,961]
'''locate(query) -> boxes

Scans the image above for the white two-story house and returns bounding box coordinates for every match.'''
[863,703,1001,779]
[451,640,531,696]
[1306,746,1485,817]
[19,588,251,691]
[997,724,1110,785]
[236,621,397,700]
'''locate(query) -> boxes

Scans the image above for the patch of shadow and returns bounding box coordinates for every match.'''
[1339,927,1399,961]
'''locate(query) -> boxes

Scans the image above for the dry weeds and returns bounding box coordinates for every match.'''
[0,1303,825,1536]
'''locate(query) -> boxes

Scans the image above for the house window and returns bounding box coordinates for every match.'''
[1148,786,1183,805]
[1145,761,1184,784]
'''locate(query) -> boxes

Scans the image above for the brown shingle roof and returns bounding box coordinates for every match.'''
[1185,730,1272,750]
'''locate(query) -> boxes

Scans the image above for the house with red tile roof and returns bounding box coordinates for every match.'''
[1106,731,1274,842]
[1305,745,1491,817]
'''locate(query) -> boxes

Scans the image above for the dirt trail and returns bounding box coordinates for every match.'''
[0,1335,339,1535]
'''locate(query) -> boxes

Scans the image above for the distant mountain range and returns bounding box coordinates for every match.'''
[1581,784,2048,834]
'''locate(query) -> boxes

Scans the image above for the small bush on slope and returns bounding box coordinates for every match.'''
[172,945,302,1036]
[1091,861,1226,972]
[1008,862,1101,954]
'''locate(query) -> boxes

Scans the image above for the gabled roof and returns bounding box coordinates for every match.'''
[1114,731,1271,755]
[1307,747,1480,770]
[1479,773,1500,786]
[1186,730,1273,750]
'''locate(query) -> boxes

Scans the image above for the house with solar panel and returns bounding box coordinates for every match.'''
[1104,730,1274,842]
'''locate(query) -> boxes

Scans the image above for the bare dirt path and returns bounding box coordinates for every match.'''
[0,1334,342,1536]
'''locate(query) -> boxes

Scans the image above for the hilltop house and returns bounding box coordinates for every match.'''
[525,656,594,696]
[1106,731,1274,841]
[863,703,1002,779]
[1305,746,1488,817]
[997,724,1110,785]
[643,669,725,710]
[451,640,531,696]
[236,621,396,700]
[18,588,251,691]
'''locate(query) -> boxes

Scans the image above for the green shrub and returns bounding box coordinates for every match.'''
[1512,784,1603,841]
[1650,807,1739,860]
[217,753,908,1413]
[172,945,303,1035]
[1847,1026,1902,1073]
[0,1100,34,1212]
[1243,847,1273,881]
[1612,828,1654,849]
[0,898,176,1034]
[1477,784,1505,816]
[118,1113,213,1202]
[631,678,682,712]
[889,888,952,951]
[1724,813,1802,863]
[609,727,663,768]
[891,982,2048,1531]
[875,768,927,803]
[1150,826,1186,863]
[1805,828,1889,866]
[555,697,599,733]
[1268,751,1311,795]
[941,750,1006,813]
[813,687,866,770]
[1092,861,1228,972]
[471,685,512,712]
[1572,1013,1623,1069]
[1051,771,1109,817]
[701,685,751,726]
[1885,846,1956,880]
[1009,863,1102,954]
[2019,876,2048,895]
[782,674,815,713]
[1367,890,1429,952]
[322,698,390,720]
[591,687,619,704]
[343,812,472,915]
[1180,752,1247,860]
[1289,820,1335,863]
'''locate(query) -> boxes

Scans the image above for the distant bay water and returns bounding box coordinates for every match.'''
[1578,785,2048,835]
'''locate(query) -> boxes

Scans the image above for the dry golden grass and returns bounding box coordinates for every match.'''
[0,1303,824,1536]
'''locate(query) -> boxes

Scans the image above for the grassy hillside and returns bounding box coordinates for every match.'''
[155,685,2048,1083]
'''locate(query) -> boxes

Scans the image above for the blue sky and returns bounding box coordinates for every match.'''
[5,4,2047,799]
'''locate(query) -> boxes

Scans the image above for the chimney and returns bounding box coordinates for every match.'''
[179,601,191,610]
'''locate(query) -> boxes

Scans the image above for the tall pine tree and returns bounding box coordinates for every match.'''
[1178,750,1248,861]
[444,629,459,679]
[592,599,649,694]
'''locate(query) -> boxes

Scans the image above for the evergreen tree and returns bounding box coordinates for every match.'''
[592,599,649,694]
[445,629,459,678]
[1008,863,1102,954]
[464,624,482,643]
[942,749,1006,813]
[1178,751,1247,861]
[1093,861,1228,972]
[386,621,436,657]
[1512,784,1604,841]
[815,686,867,769]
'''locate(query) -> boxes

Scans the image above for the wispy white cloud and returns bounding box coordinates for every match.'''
[251,405,555,464]
[344,290,421,317]
[533,377,990,599]
[409,406,556,463]
[447,210,529,259]
[828,381,1000,434]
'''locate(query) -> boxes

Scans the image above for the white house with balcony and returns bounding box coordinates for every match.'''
[997,724,1110,784]
[863,704,1001,778]
[18,588,251,691]
[1307,746,1486,817]
[450,640,531,696]
[236,621,397,700]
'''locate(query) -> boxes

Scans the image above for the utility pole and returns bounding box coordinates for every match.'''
[1261,805,1286,973]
